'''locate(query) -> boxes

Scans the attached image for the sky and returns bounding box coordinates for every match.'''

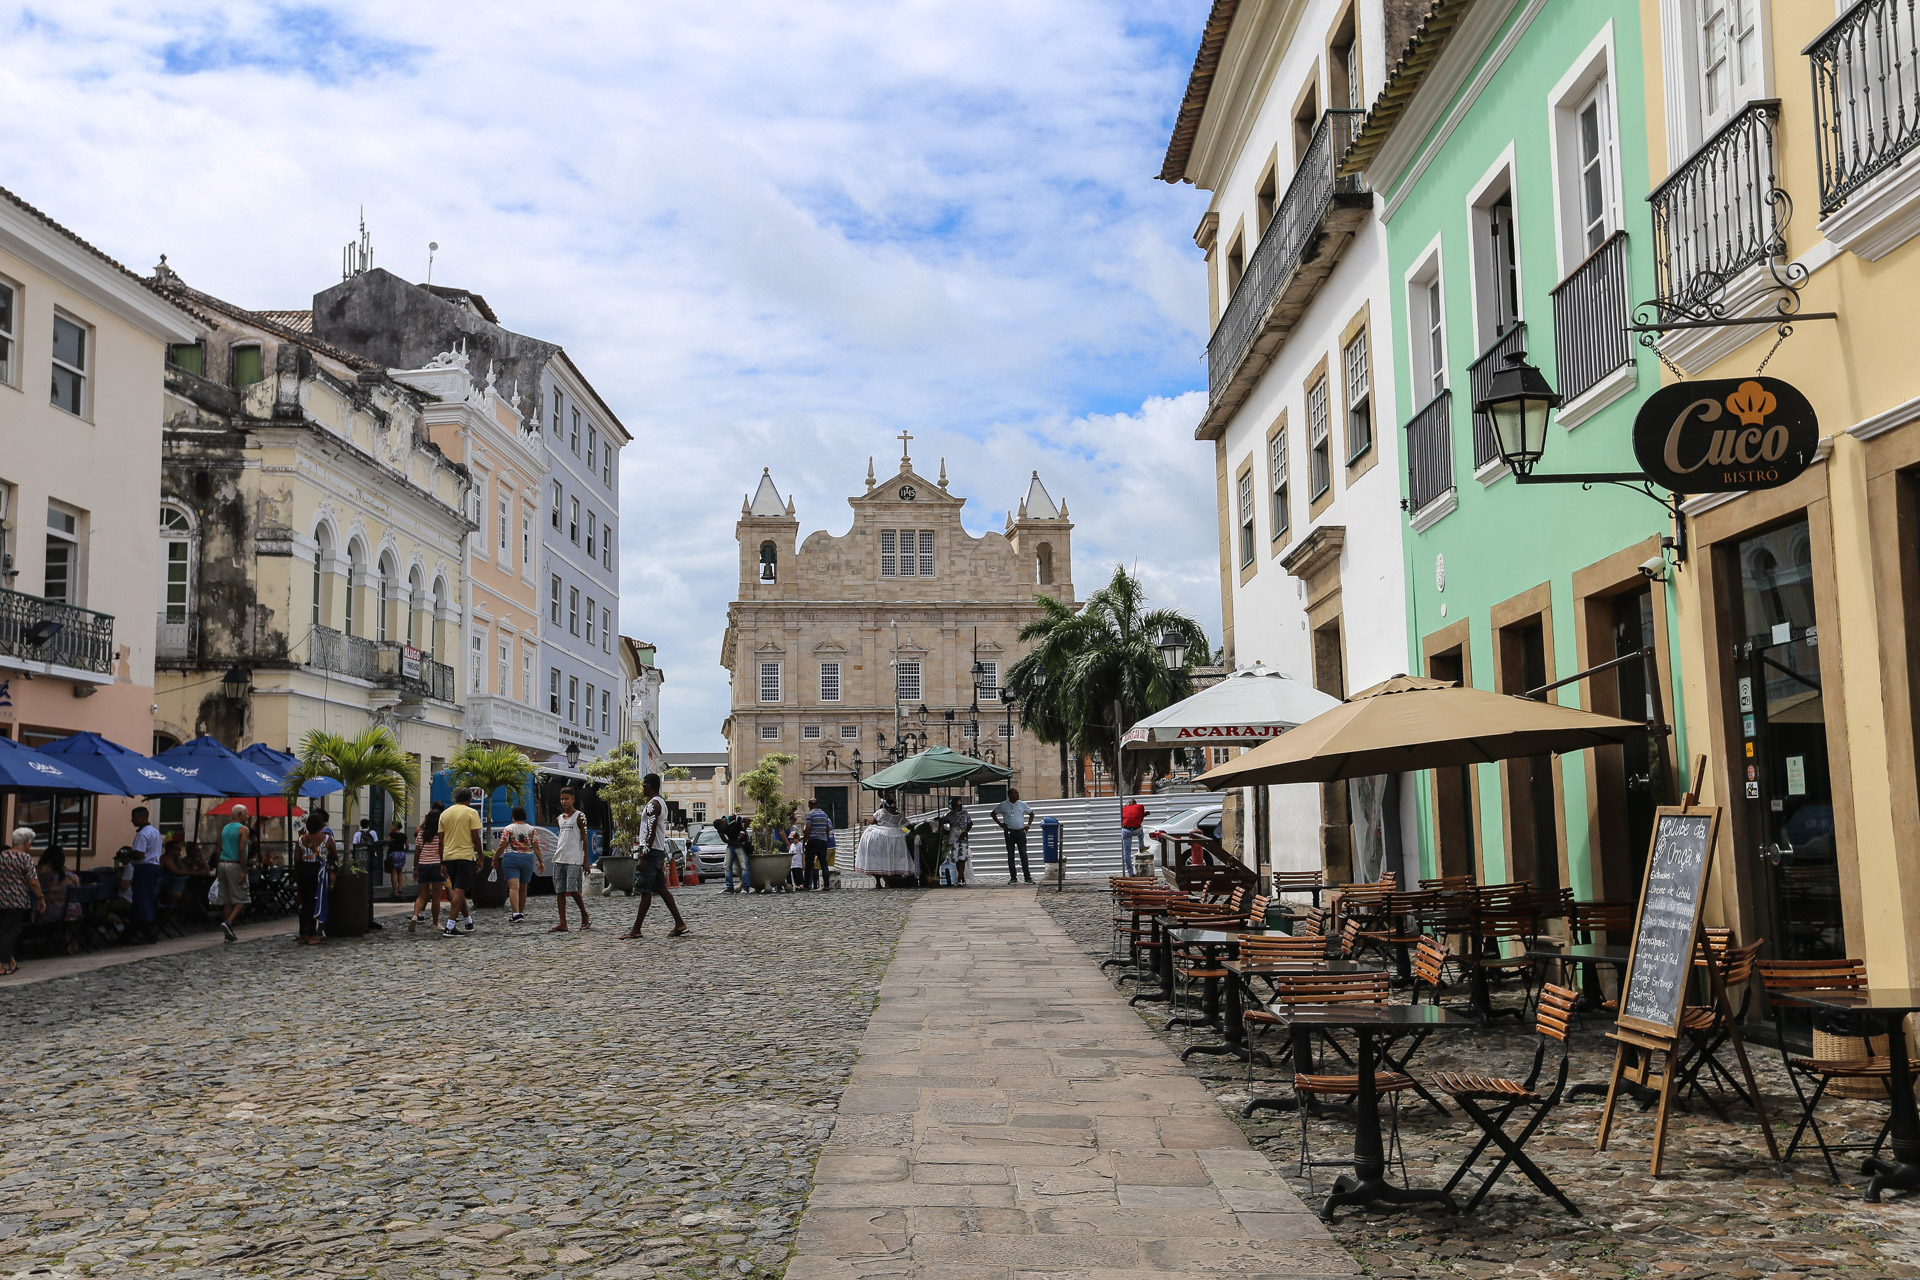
[3,1,1220,752]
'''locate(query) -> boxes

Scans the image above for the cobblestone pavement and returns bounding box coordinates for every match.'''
[1039,887,1920,1280]
[789,887,1357,1280]
[0,884,922,1280]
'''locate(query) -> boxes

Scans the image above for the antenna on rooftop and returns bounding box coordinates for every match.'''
[341,207,372,281]
[427,242,438,285]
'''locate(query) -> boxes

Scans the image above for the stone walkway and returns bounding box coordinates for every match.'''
[788,887,1358,1280]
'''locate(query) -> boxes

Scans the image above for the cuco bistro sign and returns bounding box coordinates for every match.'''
[1632,377,1817,492]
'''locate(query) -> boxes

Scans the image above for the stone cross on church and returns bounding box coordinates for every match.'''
[721,449,1076,819]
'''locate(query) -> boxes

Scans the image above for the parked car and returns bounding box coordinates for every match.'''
[1145,802,1224,867]
[691,826,730,879]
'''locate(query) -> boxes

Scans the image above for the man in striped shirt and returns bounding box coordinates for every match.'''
[803,798,835,891]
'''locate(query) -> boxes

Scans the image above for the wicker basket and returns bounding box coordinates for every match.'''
[1813,1027,1889,1099]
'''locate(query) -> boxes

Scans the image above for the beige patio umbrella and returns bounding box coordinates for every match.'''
[1196,675,1643,789]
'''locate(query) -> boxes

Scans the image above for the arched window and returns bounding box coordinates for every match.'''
[311,525,333,629]
[377,552,398,642]
[159,505,193,622]
[343,542,364,636]
[1035,542,1054,586]
[429,575,449,660]
[407,566,423,647]
[759,541,777,583]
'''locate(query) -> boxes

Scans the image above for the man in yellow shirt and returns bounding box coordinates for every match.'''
[437,788,483,936]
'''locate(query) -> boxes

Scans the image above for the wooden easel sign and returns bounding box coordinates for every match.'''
[1596,783,1777,1174]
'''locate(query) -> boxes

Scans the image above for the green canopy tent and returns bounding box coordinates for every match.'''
[859,745,1013,793]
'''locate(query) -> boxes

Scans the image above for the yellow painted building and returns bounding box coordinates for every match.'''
[1639,1,1920,982]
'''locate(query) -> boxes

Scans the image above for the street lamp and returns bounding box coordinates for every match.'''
[1475,350,1563,477]
[850,747,863,824]
[564,740,581,770]
[1156,628,1189,672]
[220,665,253,701]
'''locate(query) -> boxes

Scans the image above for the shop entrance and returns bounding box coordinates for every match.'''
[813,785,849,829]
[1610,588,1660,894]
[1729,520,1843,961]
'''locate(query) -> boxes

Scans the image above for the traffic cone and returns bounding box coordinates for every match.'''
[684,862,700,886]
[667,859,681,888]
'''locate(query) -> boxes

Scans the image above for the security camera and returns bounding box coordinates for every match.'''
[1638,555,1668,582]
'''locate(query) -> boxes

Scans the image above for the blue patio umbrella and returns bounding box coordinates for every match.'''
[0,735,130,794]
[238,743,344,797]
[152,736,292,797]
[37,731,224,797]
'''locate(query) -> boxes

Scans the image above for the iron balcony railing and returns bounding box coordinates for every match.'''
[0,588,114,675]
[1549,230,1633,403]
[1808,0,1920,214]
[1207,109,1366,400]
[1405,389,1454,513]
[1649,99,1783,319]
[374,641,456,702]
[307,624,379,682]
[1466,322,1527,469]
[156,611,199,662]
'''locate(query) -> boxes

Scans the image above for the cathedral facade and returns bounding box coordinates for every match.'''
[720,444,1075,824]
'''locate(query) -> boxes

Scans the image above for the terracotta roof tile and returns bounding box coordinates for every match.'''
[1158,0,1242,184]
[1339,0,1473,179]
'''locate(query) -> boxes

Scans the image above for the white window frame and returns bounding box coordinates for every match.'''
[550,574,562,624]
[550,387,562,433]
[840,724,859,740]
[917,530,934,577]
[569,498,580,544]
[470,632,485,693]
[880,530,897,577]
[587,426,598,475]
[51,311,90,419]
[1237,468,1255,566]
[1465,148,1523,355]
[159,504,194,621]
[585,596,596,645]
[895,659,922,703]
[1547,28,1626,280]
[522,511,532,568]
[760,723,781,740]
[802,724,822,740]
[1343,328,1372,463]
[602,521,613,570]
[819,661,842,702]
[1268,427,1290,541]
[551,480,563,530]
[549,667,561,714]
[44,501,81,606]
[586,511,597,559]
[759,661,782,703]
[568,586,580,635]
[1404,238,1448,407]
[1306,379,1332,500]
[602,608,611,652]
[568,675,579,723]
[586,682,596,726]
[0,277,16,388]
[498,640,510,696]
[601,689,610,733]
[523,646,535,705]
[975,660,998,702]
[570,408,581,453]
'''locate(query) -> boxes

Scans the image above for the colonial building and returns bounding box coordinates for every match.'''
[620,636,664,779]
[661,750,728,831]
[720,445,1074,825]
[388,347,562,762]
[1160,0,1425,882]
[310,267,630,764]
[0,188,198,859]
[148,261,470,834]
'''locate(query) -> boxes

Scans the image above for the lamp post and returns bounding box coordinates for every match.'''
[849,747,863,825]
[220,665,253,701]
[1156,629,1190,672]
[943,707,955,749]
[564,740,581,770]
[999,689,1017,782]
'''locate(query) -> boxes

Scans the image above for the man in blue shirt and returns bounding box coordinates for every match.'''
[803,798,835,891]
[129,807,164,945]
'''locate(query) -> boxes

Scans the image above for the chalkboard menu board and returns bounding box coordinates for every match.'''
[1618,807,1721,1037]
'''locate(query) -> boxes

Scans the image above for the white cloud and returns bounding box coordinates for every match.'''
[1,0,1219,749]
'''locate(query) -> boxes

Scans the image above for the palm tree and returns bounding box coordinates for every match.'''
[282,727,417,837]
[1007,566,1210,795]
[447,742,538,840]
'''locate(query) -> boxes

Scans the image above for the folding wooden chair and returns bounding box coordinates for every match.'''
[1271,869,1325,905]
[1674,939,1765,1118]
[1757,958,1915,1181]
[1455,909,1539,1022]
[1433,982,1581,1215]
[1272,972,1416,1189]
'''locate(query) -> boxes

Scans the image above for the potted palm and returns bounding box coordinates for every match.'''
[447,742,537,909]
[582,741,646,894]
[281,727,415,938]
[739,753,798,891]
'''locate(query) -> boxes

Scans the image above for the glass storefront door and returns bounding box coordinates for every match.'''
[1731,520,1844,960]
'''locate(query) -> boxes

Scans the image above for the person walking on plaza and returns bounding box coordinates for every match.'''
[803,798,835,891]
[128,807,164,945]
[351,817,382,880]
[944,797,973,885]
[496,806,544,924]
[549,789,592,933]
[216,804,252,943]
[294,809,337,946]
[716,811,751,893]
[991,788,1035,884]
[0,828,46,975]
[386,818,409,900]
[438,789,483,937]
[621,774,688,939]
[408,803,445,935]
[1119,798,1149,876]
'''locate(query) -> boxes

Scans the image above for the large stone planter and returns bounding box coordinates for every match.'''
[599,854,638,895]
[748,851,791,891]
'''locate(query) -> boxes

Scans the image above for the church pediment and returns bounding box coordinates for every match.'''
[813,639,848,654]
[754,640,786,655]
[853,466,962,507]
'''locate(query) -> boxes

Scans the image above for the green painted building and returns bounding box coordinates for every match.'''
[1349,1,1688,901]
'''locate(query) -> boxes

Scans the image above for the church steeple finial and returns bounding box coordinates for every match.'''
[866,456,876,488]
[938,457,948,489]
[897,429,913,472]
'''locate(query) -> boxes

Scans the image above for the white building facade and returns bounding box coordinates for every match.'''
[1161,0,1426,883]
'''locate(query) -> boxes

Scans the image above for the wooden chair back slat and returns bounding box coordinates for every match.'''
[1756,957,1868,992]
[1269,970,1391,1006]
[1238,934,1328,963]
[1534,984,1579,1043]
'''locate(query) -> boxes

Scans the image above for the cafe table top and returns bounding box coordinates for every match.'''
[1769,987,1920,1015]
[1526,943,1629,963]
[1170,927,1288,945]
[1277,1003,1476,1030]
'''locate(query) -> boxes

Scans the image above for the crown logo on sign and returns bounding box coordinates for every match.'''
[1725,380,1776,427]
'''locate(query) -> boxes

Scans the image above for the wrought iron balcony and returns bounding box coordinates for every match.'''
[1549,231,1633,403]
[1200,109,1369,438]
[0,588,114,675]
[1466,322,1526,470]
[1809,0,1920,215]
[375,642,456,702]
[1648,100,1784,320]
[1404,390,1454,514]
[156,611,199,662]
[306,624,379,682]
